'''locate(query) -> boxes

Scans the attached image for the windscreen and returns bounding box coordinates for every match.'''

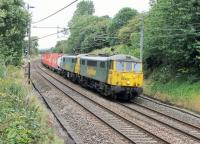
[134,63,142,73]
[115,61,142,72]
[116,61,125,71]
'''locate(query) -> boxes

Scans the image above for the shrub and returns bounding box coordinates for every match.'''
[0,66,62,144]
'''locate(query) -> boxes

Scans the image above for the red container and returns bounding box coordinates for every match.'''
[41,53,63,70]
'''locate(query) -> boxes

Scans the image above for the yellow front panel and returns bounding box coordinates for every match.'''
[107,61,143,87]
[107,71,143,87]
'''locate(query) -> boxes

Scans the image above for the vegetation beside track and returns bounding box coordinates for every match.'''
[144,78,200,113]
[0,64,63,144]
[90,44,140,57]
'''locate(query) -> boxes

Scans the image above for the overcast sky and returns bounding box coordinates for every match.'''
[24,0,150,49]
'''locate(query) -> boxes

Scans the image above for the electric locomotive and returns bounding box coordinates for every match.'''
[42,53,143,100]
[79,55,143,100]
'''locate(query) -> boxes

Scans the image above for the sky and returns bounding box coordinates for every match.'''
[24,0,150,50]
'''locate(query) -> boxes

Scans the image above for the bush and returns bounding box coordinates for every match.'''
[0,66,62,144]
[151,66,174,83]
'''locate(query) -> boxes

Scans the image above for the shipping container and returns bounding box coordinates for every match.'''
[41,53,63,70]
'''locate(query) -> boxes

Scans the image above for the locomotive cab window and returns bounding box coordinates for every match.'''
[126,62,133,71]
[100,62,105,68]
[116,61,125,71]
[81,60,85,65]
[72,59,76,63]
[87,60,97,67]
[134,63,142,73]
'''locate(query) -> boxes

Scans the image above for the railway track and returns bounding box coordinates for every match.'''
[36,64,168,144]
[35,63,200,143]
[120,102,200,142]
[139,95,200,119]
[31,66,83,144]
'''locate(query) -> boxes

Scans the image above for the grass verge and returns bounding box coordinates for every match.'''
[144,79,200,113]
[0,65,63,144]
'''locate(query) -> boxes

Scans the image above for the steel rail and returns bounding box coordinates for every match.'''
[139,95,200,119]
[37,64,169,144]
[119,103,200,142]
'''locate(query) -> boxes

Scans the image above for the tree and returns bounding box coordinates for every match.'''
[118,15,141,45]
[108,7,138,45]
[67,16,111,53]
[66,1,111,54]
[149,0,157,7]
[53,40,69,53]
[144,0,200,79]
[0,0,29,65]
[73,0,94,17]
[69,0,95,28]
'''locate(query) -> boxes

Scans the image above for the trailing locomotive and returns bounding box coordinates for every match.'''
[41,53,143,100]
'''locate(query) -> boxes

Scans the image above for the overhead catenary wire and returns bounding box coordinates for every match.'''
[31,26,83,41]
[32,29,68,41]
[31,25,199,42]
[32,26,66,29]
[32,0,78,24]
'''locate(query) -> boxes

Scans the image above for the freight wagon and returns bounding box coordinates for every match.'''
[41,53,63,71]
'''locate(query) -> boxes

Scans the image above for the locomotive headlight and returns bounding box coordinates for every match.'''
[127,81,130,85]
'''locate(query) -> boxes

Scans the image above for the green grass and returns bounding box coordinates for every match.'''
[144,79,200,112]
[0,65,63,144]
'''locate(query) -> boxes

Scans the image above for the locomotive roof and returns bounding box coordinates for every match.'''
[80,56,109,61]
[109,55,141,62]
[80,54,141,62]
[62,55,77,58]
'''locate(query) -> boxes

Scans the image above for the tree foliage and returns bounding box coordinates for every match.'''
[55,2,139,54]
[65,1,111,53]
[73,0,94,17]
[69,0,95,28]
[23,37,39,56]
[52,0,200,82]
[118,15,141,45]
[52,40,68,53]
[144,0,200,79]
[108,7,138,46]
[0,0,29,65]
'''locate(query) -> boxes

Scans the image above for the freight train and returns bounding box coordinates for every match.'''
[41,53,143,100]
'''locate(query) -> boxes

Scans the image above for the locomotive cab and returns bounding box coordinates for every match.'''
[107,55,143,98]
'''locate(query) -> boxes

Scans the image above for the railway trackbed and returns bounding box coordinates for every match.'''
[119,103,200,141]
[36,65,167,144]
[138,95,200,120]
[34,63,200,144]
